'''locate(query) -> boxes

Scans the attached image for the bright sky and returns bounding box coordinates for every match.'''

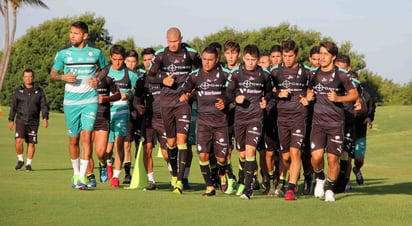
[1,0,411,84]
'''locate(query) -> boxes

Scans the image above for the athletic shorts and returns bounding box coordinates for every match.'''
[15,123,39,144]
[235,121,262,151]
[258,108,279,152]
[310,122,344,156]
[142,113,167,151]
[124,115,142,142]
[94,112,109,131]
[108,108,129,141]
[197,123,228,159]
[64,103,98,137]
[161,104,191,138]
[277,120,305,153]
[354,137,367,159]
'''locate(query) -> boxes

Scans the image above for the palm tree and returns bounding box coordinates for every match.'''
[0,0,48,91]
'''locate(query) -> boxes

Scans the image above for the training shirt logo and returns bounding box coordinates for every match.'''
[88,51,93,56]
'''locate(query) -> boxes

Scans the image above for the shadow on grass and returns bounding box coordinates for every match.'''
[341,177,412,197]
[33,167,73,171]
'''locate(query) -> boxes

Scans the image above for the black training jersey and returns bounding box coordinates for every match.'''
[271,63,311,121]
[146,45,201,107]
[96,73,119,115]
[311,67,356,124]
[182,68,230,127]
[226,65,272,124]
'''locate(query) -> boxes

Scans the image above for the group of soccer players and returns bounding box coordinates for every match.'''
[50,21,375,202]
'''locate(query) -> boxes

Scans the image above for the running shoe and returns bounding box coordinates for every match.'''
[240,189,253,200]
[301,174,313,195]
[345,183,352,192]
[235,183,245,196]
[202,186,216,197]
[325,190,335,202]
[170,176,178,190]
[15,161,24,170]
[262,180,270,195]
[99,164,108,183]
[123,174,131,184]
[173,180,183,195]
[314,178,326,198]
[87,174,96,188]
[25,165,32,171]
[107,165,113,180]
[219,174,228,192]
[143,181,157,191]
[110,177,120,187]
[224,178,236,195]
[285,189,296,201]
[182,178,191,190]
[353,166,364,185]
[77,177,88,190]
[71,175,79,189]
[274,186,285,198]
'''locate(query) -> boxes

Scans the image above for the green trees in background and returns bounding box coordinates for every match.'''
[1,14,411,112]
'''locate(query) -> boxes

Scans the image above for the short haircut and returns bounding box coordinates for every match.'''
[23,69,34,77]
[243,44,260,58]
[126,49,139,60]
[281,39,299,54]
[310,46,320,56]
[208,42,222,51]
[110,44,126,58]
[202,45,218,58]
[270,44,282,54]
[224,40,240,53]
[141,47,155,57]
[320,41,338,57]
[336,54,351,66]
[71,21,88,33]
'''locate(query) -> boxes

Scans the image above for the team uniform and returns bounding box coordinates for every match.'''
[52,44,108,136]
[225,65,273,199]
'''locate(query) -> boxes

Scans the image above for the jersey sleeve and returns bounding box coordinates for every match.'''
[52,51,65,71]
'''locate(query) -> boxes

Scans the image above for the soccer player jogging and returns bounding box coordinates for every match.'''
[146,27,201,194]
[50,21,108,190]
[270,39,312,201]
[179,46,231,196]
[225,44,272,200]
[308,41,358,202]
[8,69,49,171]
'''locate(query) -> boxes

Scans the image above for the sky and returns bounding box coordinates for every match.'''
[1,0,411,84]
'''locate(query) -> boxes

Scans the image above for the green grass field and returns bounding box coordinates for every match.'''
[1,105,411,226]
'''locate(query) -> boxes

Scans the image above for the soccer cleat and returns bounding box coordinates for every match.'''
[123,174,131,184]
[202,186,216,197]
[15,161,24,170]
[107,165,113,180]
[219,174,228,192]
[110,177,120,187]
[253,176,260,190]
[143,181,157,191]
[77,177,88,190]
[314,178,326,198]
[170,176,178,190]
[274,186,285,198]
[325,190,335,202]
[285,189,296,201]
[235,184,245,196]
[182,178,191,190]
[25,165,32,171]
[269,179,277,196]
[262,180,270,195]
[240,189,253,200]
[71,175,79,189]
[301,175,313,195]
[172,180,183,195]
[353,167,364,185]
[99,164,108,183]
[224,178,236,195]
[87,174,97,188]
[345,183,352,192]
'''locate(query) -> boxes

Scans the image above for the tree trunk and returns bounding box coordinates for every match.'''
[0,0,10,91]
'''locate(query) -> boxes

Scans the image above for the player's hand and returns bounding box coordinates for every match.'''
[88,77,97,88]
[278,88,291,98]
[136,105,145,115]
[62,72,77,83]
[364,117,373,129]
[299,95,309,106]
[43,119,48,128]
[215,98,225,110]
[327,90,339,102]
[259,97,266,109]
[235,95,245,104]
[163,75,175,87]
[306,90,315,101]
[121,93,128,101]
[179,93,189,102]
[8,121,14,130]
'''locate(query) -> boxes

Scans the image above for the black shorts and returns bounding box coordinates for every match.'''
[277,120,305,153]
[258,108,279,152]
[124,115,143,142]
[94,112,110,131]
[161,104,191,138]
[235,121,262,151]
[310,122,344,156]
[197,123,228,159]
[15,122,38,144]
[142,112,167,150]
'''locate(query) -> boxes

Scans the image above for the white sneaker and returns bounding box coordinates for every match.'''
[325,190,335,202]
[314,178,325,198]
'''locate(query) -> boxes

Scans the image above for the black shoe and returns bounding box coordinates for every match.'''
[25,165,32,171]
[253,179,260,190]
[123,174,132,184]
[143,181,157,191]
[202,187,216,197]
[353,167,364,185]
[15,161,24,170]
[302,174,313,195]
[182,178,191,189]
